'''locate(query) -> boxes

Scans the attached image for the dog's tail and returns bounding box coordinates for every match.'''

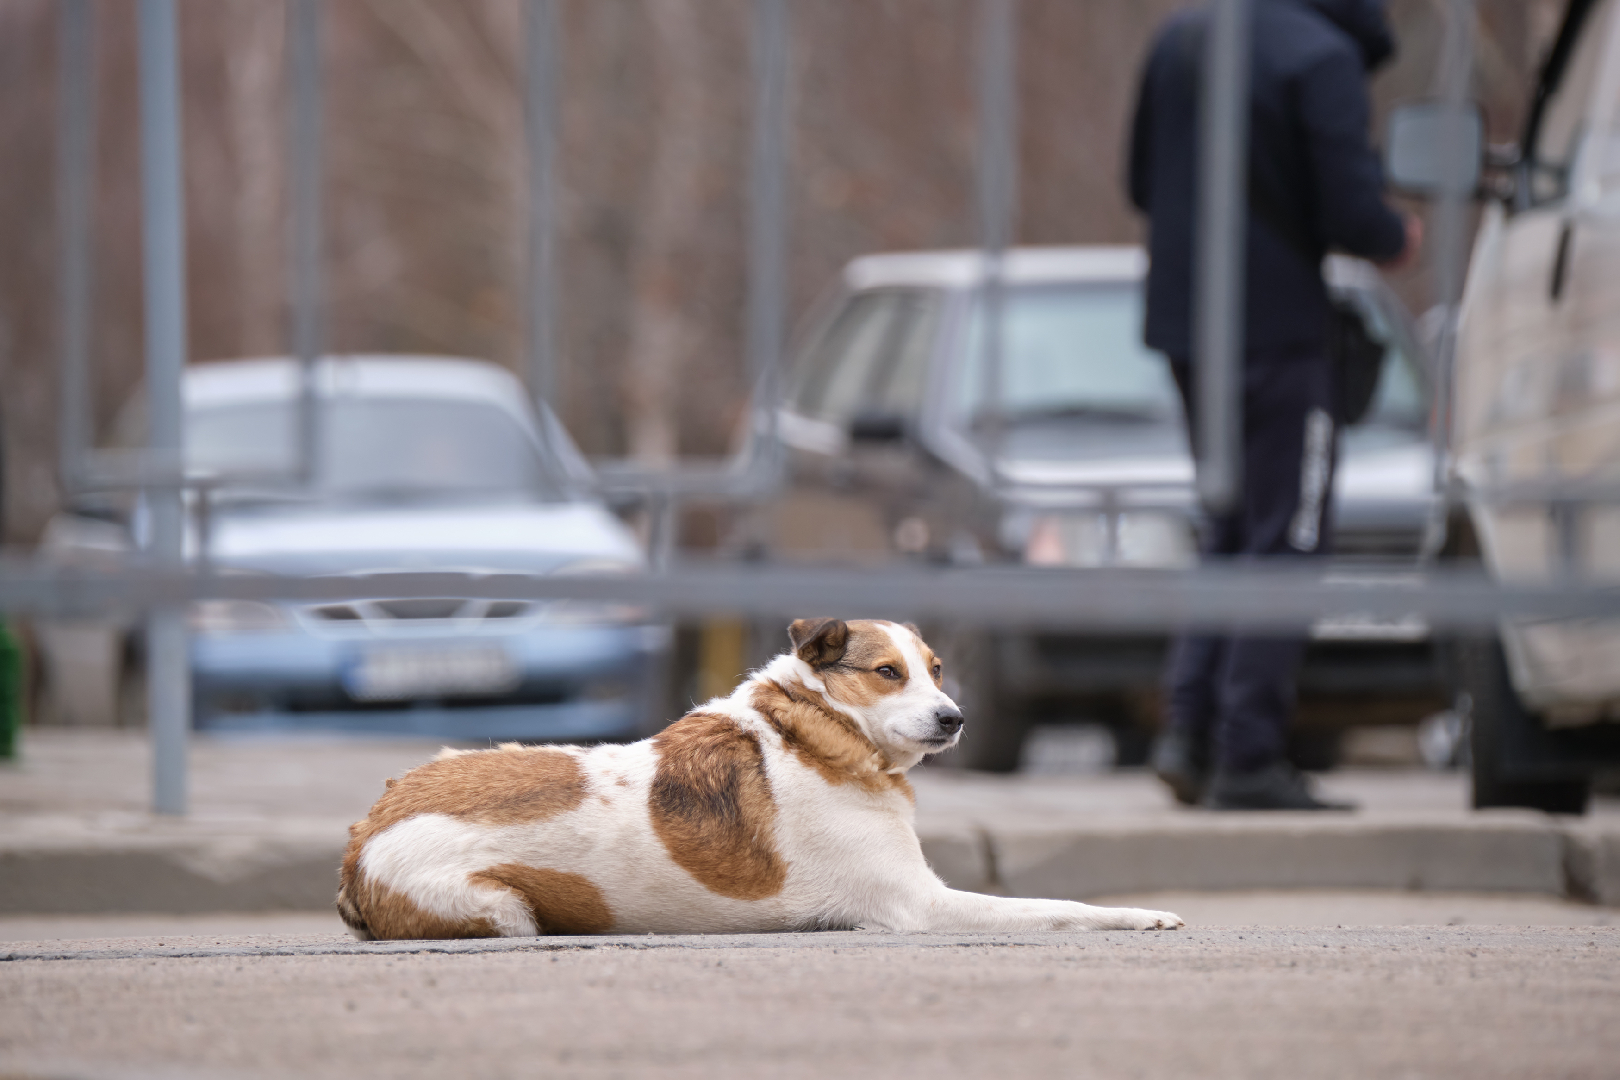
[335,882,372,941]
[335,829,375,941]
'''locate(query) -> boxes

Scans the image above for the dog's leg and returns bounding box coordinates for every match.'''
[839,845,1182,932]
[876,886,1184,932]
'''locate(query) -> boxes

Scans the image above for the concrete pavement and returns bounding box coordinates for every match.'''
[3,729,1619,914]
[3,926,1617,1079]
[0,888,1613,945]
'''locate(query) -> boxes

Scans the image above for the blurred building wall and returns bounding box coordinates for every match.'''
[0,0,1562,544]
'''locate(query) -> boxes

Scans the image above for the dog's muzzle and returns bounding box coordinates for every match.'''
[933,707,964,739]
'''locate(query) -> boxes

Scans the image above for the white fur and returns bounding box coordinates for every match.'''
[352,622,1183,936]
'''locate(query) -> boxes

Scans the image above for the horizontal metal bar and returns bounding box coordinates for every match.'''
[591,459,776,500]
[1468,480,1620,507]
[4,560,1617,630]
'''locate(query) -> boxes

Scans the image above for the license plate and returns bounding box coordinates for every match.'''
[344,645,520,701]
[1309,613,1429,642]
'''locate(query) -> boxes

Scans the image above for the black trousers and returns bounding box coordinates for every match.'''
[1163,350,1336,772]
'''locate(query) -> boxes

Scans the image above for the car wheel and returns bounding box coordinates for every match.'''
[1459,636,1590,814]
[936,628,1029,773]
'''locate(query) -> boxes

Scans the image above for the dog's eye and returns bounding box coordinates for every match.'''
[875,665,901,680]
[932,664,942,680]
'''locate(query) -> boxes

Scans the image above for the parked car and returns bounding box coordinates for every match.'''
[34,356,669,742]
[1406,0,1620,811]
[759,245,1443,770]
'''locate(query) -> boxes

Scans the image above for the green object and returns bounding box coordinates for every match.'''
[0,623,21,759]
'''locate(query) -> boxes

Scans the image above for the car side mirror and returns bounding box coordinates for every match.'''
[848,409,909,444]
[1384,101,1485,197]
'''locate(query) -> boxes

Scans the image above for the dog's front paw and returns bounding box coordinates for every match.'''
[1121,907,1184,931]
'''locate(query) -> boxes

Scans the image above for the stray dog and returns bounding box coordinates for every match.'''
[337,619,1184,938]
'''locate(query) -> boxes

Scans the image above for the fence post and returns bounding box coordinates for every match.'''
[137,0,190,815]
[742,0,789,487]
[288,0,324,485]
[524,0,559,455]
[57,0,96,496]
[1193,0,1251,515]
[976,0,1017,473]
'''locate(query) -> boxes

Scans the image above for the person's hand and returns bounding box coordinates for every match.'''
[1379,212,1424,270]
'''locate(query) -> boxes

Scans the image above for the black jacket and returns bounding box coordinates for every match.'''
[1128,0,1407,358]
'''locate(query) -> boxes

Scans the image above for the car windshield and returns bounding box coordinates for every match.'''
[953,282,1428,431]
[954,283,1181,426]
[186,396,555,501]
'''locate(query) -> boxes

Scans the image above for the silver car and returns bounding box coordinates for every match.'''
[36,356,668,742]
[765,245,1440,770]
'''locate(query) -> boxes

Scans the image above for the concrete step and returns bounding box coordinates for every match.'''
[918,817,1620,906]
[4,811,1616,915]
[3,731,1616,915]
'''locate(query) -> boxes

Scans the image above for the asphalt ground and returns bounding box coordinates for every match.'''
[2,924,1616,1079]
[0,888,1614,943]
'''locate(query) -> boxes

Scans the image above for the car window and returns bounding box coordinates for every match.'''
[187,397,554,500]
[953,283,1182,425]
[789,288,940,426]
[952,281,1425,431]
[1530,0,1617,205]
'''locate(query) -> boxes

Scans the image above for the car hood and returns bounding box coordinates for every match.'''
[193,500,645,577]
[991,420,1434,515]
[995,422,1193,492]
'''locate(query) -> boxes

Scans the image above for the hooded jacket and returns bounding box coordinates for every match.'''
[1128,0,1407,358]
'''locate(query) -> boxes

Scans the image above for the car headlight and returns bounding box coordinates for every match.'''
[545,559,648,623]
[189,599,292,635]
[1023,512,1196,569]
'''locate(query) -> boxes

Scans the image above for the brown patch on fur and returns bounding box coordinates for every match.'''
[750,680,913,802]
[649,715,787,900]
[816,619,913,708]
[468,864,614,934]
[337,745,588,938]
[342,876,499,940]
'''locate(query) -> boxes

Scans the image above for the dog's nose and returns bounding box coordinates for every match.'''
[934,708,964,735]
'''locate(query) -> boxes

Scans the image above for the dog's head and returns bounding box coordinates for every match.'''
[785,618,964,765]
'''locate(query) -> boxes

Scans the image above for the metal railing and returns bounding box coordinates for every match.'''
[22,0,1620,814]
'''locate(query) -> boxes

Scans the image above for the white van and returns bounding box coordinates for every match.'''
[1395,0,1620,812]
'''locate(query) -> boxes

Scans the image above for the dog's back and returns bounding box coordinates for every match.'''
[337,742,619,939]
[336,694,911,939]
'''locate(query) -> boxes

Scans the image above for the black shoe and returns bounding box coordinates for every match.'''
[1151,729,1208,806]
[1201,761,1356,811]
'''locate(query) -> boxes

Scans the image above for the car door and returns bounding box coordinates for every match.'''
[768,286,945,560]
[1455,0,1620,713]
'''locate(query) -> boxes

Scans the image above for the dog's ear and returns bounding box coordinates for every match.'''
[788,618,849,668]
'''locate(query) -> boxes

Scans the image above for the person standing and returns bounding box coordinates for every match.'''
[1127,0,1420,809]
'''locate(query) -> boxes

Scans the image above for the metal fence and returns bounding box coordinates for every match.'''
[16,0,1620,812]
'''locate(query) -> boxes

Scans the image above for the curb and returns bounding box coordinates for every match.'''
[919,817,1620,904]
[2,818,1617,916]
[0,843,345,915]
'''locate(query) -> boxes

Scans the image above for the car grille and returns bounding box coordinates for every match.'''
[305,599,535,626]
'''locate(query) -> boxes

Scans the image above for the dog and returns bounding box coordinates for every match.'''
[336,618,1184,938]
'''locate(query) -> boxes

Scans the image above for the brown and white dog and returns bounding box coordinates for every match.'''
[336,618,1184,938]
